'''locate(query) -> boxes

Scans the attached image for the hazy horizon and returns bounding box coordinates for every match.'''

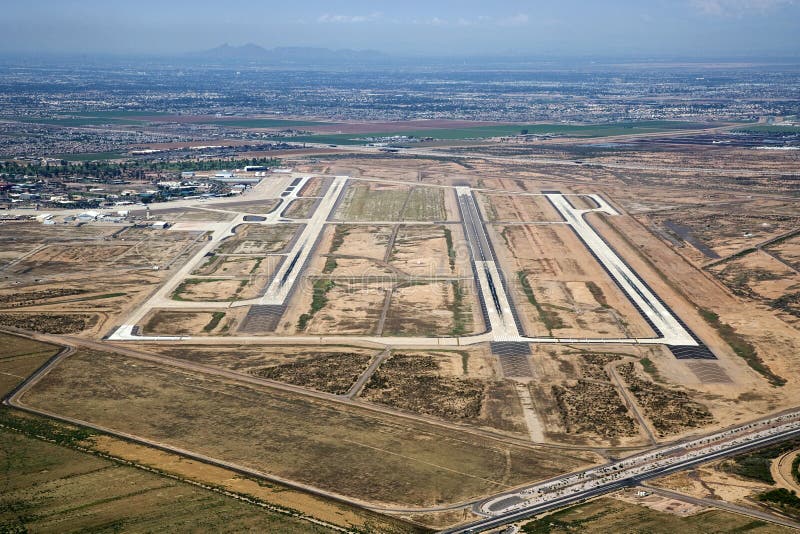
[2,0,799,59]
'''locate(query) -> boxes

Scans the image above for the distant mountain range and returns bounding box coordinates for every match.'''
[188,43,388,64]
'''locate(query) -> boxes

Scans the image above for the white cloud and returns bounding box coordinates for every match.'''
[691,0,796,15]
[412,14,529,27]
[316,12,382,24]
[498,13,530,27]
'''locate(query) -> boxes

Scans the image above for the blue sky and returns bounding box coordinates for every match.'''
[2,0,799,57]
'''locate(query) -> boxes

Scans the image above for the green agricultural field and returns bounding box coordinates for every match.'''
[205,118,327,128]
[53,151,127,161]
[284,121,714,146]
[15,116,148,127]
[22,349,597,508]
[732,124,800,134]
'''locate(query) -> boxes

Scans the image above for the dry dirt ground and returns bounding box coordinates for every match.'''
[216,223,302,254]
[360,349,527,435]
[22,349,599,509]
[489,220,655,338]
[0,427,335,534]
[517,495,791,533]
[138,345,377,395]
[142,309,247,336]
[3,139,800,530]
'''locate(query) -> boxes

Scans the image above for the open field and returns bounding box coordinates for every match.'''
[710,250,800,325]
[280,121,714,145]
[617,361,713,436]
[383,280,480,336]
[298,176,331,197]
[155,208,238,222]
[193,254,281,278]
[0,428,329,533]
[523,346,650,447]
[283,197,319,218]
[21,349,598,508]
[0,313,96,334]
[142,309,244,336]
[253,351,373,394]
[327,224,393,258]
[389,225,471,277]
[216,223,302,254]
[291,279,389,335]
[136,344,377,379]
[361,350,527,434]
[0,332,58,396]
[492,222,655,338]
[549,353,638,441]
[520,496,790,533]
[171,274,270,302]
[334,182,447,221]
[478,193,563,222]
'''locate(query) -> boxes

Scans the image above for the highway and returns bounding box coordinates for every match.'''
[446,413,800,533]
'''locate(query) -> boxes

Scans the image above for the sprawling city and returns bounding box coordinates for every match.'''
[1,1,800,533]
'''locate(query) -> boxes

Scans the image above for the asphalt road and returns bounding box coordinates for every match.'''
[449,422,800,533]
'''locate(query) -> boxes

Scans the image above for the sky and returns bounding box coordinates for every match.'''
[2,0,799,57]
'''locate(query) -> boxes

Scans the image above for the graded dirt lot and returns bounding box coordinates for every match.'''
[142,309,245,336]
[216,223,302,254]
[282,197,319,218]
[491,222,655,338]
[7,227,203,277]
[383,280,480,337]
[389,224,472,277]
[652,463,774,509]
[290,279,389,335]
[477,192,563,222]
[22,349,598,508]
[193,254,282,279]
